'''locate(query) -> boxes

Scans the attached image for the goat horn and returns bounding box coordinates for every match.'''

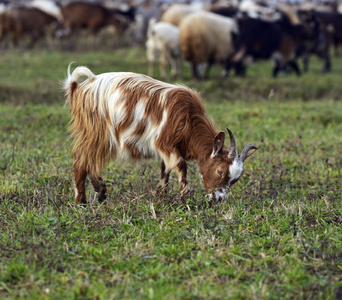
[239,144,258,162]
[227,128,237,159]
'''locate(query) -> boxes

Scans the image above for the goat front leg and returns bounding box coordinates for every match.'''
[157,161,170,192]
[73,161,87,205]
[89,174,107,203]
[176,160,189,202]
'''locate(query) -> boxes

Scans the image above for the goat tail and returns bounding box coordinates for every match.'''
[63,63,96,107]
[64,64,109,177]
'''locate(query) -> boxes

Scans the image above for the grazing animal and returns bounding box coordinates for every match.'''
[0,6,58,47]
[297,9,332,73]
[63,65,257,205]
[60,2,128,37]
[146,20,182,80]
[179,11,238,79]
[225,12,305,77]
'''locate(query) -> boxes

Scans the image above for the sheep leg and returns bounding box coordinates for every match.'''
[204,60,214,80]
[89,175,107,203]
[169,55,178,79]
[73,161,87,205]
[148,60,154,77]
[177,57,183,79]
[28,33,38,49]
[157,161,170,192]
[159,50,168,80]
[288,60,301,76]
[227,47,246,77]
[322,53,331,73]
[176,160,189,203]
[272,60,281,77]
[323,57,331,73]
[302,52,309,73]
[146,39,156,77]
[12,29,19,47]
[192,63,201,80]
[0,27,4,46]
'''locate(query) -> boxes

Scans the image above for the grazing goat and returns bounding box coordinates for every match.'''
[63,65,257,205]
[146,20,182,80]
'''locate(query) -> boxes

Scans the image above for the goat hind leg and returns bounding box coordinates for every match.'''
[73,162,87,205]
[176,160,189,202]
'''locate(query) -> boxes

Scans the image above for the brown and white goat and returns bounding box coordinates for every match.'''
[63,65,257,204]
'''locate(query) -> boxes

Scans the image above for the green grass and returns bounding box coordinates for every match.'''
[0,46,342,299]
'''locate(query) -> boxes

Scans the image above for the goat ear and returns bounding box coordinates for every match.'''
[212,131,225,156]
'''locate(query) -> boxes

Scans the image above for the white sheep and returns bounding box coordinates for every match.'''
[160,4,202,27]
[179,11,238,79]
[146,20,182,80]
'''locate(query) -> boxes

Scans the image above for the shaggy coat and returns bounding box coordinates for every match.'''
[63,66,257,204]
[179,11,238,79]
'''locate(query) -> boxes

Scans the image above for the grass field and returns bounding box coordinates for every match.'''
[0,46,342,299]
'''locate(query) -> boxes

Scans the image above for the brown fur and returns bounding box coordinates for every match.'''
[69,84,111,178]
[0,6,58,47]
[61,2,128,36]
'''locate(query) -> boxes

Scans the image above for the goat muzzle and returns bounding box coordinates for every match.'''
[208,187,229,202]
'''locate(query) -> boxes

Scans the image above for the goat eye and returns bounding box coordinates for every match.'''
[217,169,223,176]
